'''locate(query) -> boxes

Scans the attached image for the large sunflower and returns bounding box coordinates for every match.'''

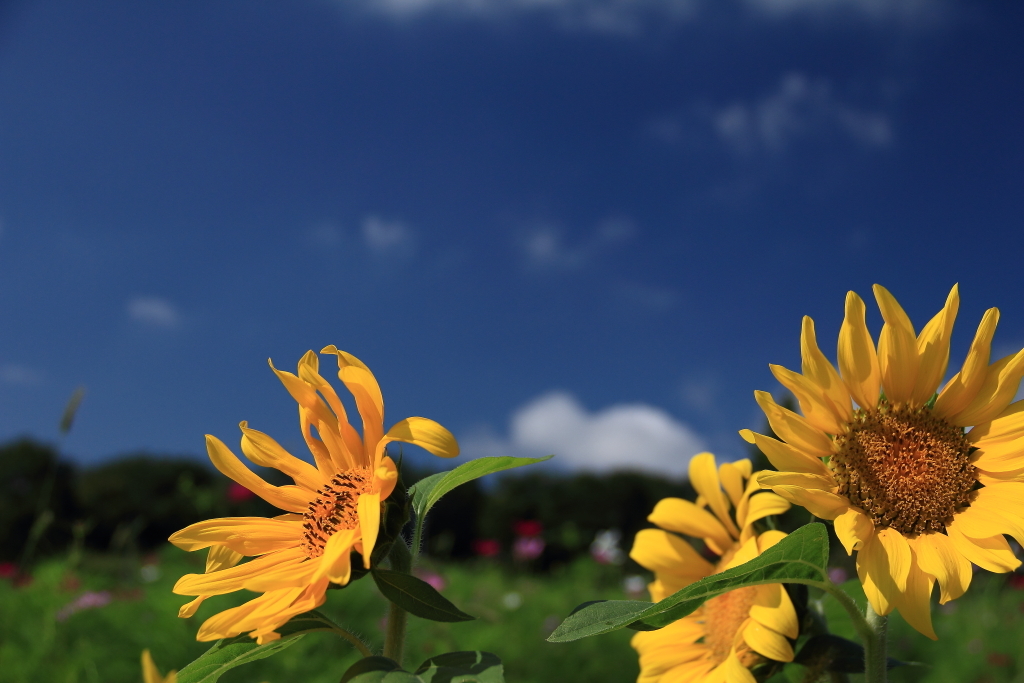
[630,453,798,683]
[745,285,1024,639]
[169,347,458,643]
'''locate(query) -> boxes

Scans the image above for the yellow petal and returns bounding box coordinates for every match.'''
[968,399,1024,443]
[630,529,715,579]
[375,456,400,501]
[688,453,739,538]
[141,650,163,683]
[718,462,746,507]
[243,558,320,593]
[740,493,790,537]
[958,496,1024,547]
[754,391,834,457]
[977,467,1024,485]
[196,586,305,641]
[758,471,835,490]
[801,316,854,424]
[298,407,338,473]
[856,528,910,616]
[383,417,460,459]
[321,346,385,461]
[769,363,844,435]
[873,285,920,406]
[770,486,848,520]
[268,360,338,432]
[743,619,794,662]
[911,284,959,406]
[323,533,356,584]
[205,436,314,514]
[178,596,205,618]
[910,533,971,604]
[206,545,244,573]
[934,308,999,419]
[750,583,799,639]
[169,517,303,555]
[971,435,1024,472]
[720,654,757,683]
[174,548,307,596]
[895,550,937,640]
[838,290,881,411]
[647,498,733,556]
[358,492,382,569]
[738,430,831,477]
[833,507,874,555]
[296,354,365,458]
[313,528,359,583]
[722,536,760,571]
[239,423,325,491]
[949,349,1024,427]
[946,517,1021,573]
[756,530,787,553]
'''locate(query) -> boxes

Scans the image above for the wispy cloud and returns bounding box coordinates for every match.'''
[519,216,634,271]
[127,296,181,329]
[362,215,416,257]
[461,390,705,477]
[743,0,943,22]
[0,364,43,386]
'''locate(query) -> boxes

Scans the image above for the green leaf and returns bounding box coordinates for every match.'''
[176,610,352,683]
[547,523,830,643]
[371,568,476,622]
[341,652,504,683]
[415,651,504,683]
[409,456,553,522]
[340,657,420,683]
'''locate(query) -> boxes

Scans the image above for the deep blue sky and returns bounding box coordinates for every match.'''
[1,0,1022,475]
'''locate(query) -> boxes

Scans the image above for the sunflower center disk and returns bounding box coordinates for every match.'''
[831,402,976,535]
[703,586,759,665]
[301,468,373,559]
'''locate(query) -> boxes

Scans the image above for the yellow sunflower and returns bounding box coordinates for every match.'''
[630,453,798,683]
[745,284,1024,640]
[141,650,176,683]
[169,347,458,644]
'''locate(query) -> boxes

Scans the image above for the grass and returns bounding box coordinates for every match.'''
[0,547,1022,682]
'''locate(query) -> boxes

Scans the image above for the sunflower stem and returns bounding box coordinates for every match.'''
[863,602,889,683]
[382,539,412,665]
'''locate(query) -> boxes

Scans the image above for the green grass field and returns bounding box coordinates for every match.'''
[1,548,1021,683]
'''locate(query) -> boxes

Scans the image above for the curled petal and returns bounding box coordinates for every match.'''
[205,435,313,513]
[911,284,959,406]
[647,498,732,556]
[910,533,971,604]
[800,316,853,424]
[950,349,1024,427]
[934,308,999,419]
[834,507,874,555]
[383,417,460,459]
[754,391,834,457]
[873,284,920,406]
[739,430,831,477]
[838,291,881,411]
[688,453,739,538]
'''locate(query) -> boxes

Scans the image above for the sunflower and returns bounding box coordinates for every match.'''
[630,453,798,683]
[745,284,1024,640]
[141,650,175,683]
[169,347,458,644]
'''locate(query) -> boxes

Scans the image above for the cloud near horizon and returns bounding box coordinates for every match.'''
[460,390,705,477]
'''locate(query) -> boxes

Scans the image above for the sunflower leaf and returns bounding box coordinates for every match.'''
[340,656,421,683]
[371,568,476,622]
[409,455,553,523]
[546,523,830,643]
[175,610,346,683]
[340,652,504,683]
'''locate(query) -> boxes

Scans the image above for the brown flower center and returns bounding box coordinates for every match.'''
[301,468,373,559]
[703,586,759,665]
[831,401,976,535]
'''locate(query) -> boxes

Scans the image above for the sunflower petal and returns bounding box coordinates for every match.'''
[174,548,307,596]
[895,552,937,640]
[910,533,971,604]
[313,528,359,583]
[718,462,746,507]
[321,346,385,462]
[357,492,382,569]
[838,291,881,411]
[770,363,845,435]
[949,349,1024,427]
[958,497,1024,547]
[911,284,959,406]
[720,654,757,683]
[873,285,920,406]
[688,454,740,538]
[934,308,999,419]
[647,498,733,556]
[383,417,460,460]
[969,399,1024,443]
[856,528,909,615]
[205,436,314,514]
[801,317,854,424]
[834,507,874,555]
[239,423,325,491]
[630,529,715,579]
[750,583,799,639]
[739,430,831,477]
[740,493,790,536]
[946,518,1021,573]
[754,391,835,457]
[169,517,303,555]
[743,619,794,662]
[769,486,849,520]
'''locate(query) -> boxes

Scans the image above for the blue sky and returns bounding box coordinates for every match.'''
[1,0,1022,476]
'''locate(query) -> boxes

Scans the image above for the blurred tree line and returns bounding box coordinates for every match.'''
[1,407,807,571]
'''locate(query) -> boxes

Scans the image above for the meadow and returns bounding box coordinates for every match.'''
[1,546,1022,683]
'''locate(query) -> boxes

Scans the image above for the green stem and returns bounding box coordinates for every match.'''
[411,514,424,566]
[328,627,374,658]
[382,540,412,665]
[863,602,889,683]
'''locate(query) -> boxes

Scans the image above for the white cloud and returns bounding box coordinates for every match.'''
[709,73,892,153]
[127,296,181,329]
[362,215,416,256]
[462,391,706,477]
[0,364,42,386]
[520,216,635,270]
